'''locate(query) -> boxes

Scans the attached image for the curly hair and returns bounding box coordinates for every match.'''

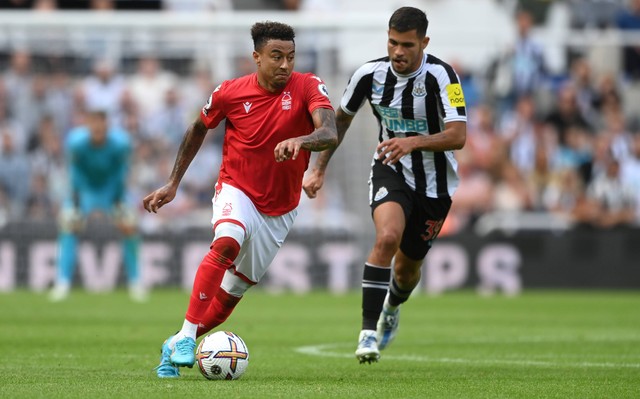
[251,21,296,51]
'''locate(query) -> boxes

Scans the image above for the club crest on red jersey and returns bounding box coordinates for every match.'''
[281,92,292,110]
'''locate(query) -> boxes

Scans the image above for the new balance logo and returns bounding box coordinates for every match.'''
[199,292,208,300]
[243,102,252,113]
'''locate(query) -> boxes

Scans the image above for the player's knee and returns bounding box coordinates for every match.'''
[210,236,241,262]
[374,230,401,255]
[212,222,245,256]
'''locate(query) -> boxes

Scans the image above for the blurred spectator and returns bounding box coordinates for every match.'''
[568,56,600,127]
[29,115,67,207]
[526,141,559,211]
[180,132,222,205]
[46,66,76,137]
[545,83,593,146]
[620,133,640,221]
[25,172,56,220]
[127,56,177,137]
[615,0,640,80]
[591,72,623,127]
[147,87,188,146]
[462,104,505,174]
[29,74,58,137]
[180,65,216,118]
[492,159,534,212]
[0,93,28,153]
[2,50,34,137]
[445,155,494,235]
[543,168,588,220]
[488,8,547,112]
[82,58,126,126]
[500,95,543,173]
[552,126,593,182]
[568,0,623,29]
[0,132,31,218]
[114,89,142,139]
[601,108,634,161]
[584,155,636,228]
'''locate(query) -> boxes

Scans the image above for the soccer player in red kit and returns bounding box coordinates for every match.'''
[143,21,338,378]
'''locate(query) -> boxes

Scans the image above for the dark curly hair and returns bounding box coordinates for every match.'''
[389,7,428,38]
[251,21,296,51]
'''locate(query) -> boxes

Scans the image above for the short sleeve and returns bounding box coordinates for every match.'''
[200,82,228,129]
[304,74,333,114]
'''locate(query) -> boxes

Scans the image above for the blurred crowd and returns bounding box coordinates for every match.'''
[2,0,640,235]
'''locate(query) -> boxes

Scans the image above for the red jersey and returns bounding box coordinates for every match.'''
[200,71,333,216]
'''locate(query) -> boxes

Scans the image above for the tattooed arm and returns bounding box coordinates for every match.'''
[274,107,338,162]
[143,117,209,213]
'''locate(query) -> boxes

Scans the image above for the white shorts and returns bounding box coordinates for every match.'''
[211,182,297,285]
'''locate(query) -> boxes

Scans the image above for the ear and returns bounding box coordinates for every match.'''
[422,36,430,51]
[252,50,260,66]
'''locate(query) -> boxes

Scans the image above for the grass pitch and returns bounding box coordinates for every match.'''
[0,289,638,398]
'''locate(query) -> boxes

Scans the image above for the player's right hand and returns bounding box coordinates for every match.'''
[143,184,178,213]
[302,168,325,199]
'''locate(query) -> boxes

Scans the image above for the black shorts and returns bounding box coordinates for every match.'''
[369,160,452,261]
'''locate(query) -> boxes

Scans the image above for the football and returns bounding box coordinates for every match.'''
[196,331,249,380]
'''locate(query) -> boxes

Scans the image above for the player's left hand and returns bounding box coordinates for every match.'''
[376,137,415,165]
[274,138,303,162]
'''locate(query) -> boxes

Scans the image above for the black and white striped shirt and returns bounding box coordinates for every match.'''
[340,53,467,198]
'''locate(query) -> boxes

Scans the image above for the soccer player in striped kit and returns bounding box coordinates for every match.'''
[304,6,467,363]
[144,21,337,378]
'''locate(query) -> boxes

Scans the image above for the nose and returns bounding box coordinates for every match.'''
[280,58,291,70]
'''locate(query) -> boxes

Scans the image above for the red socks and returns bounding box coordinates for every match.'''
[185,237,240,324]
[196,289,242,338]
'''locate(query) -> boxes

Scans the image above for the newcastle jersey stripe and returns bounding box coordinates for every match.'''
[340,54,466,198]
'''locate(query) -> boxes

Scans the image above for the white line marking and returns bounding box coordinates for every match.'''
[294,343,640,369]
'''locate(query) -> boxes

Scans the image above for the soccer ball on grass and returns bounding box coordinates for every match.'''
[196,331,249,380]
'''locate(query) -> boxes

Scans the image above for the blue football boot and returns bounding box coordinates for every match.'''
[155,335,180,378]
[170,337,196,368]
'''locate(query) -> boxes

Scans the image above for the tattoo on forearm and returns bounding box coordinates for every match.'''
[302,108,338,151]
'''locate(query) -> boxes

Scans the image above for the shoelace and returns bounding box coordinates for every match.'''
[175,339,194,354]
[362,335,376,348]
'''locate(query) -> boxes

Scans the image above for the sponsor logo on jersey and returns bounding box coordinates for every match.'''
[412,81,426,98]
[282,92,292,110]
[243,102,252,113]
[374,186,388,202]
[372,84,384,95]
[446,83,465,107]
[199,292,208,300]
[373,105,428,133]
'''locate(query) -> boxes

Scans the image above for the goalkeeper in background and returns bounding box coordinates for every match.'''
[49,108,145,302]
